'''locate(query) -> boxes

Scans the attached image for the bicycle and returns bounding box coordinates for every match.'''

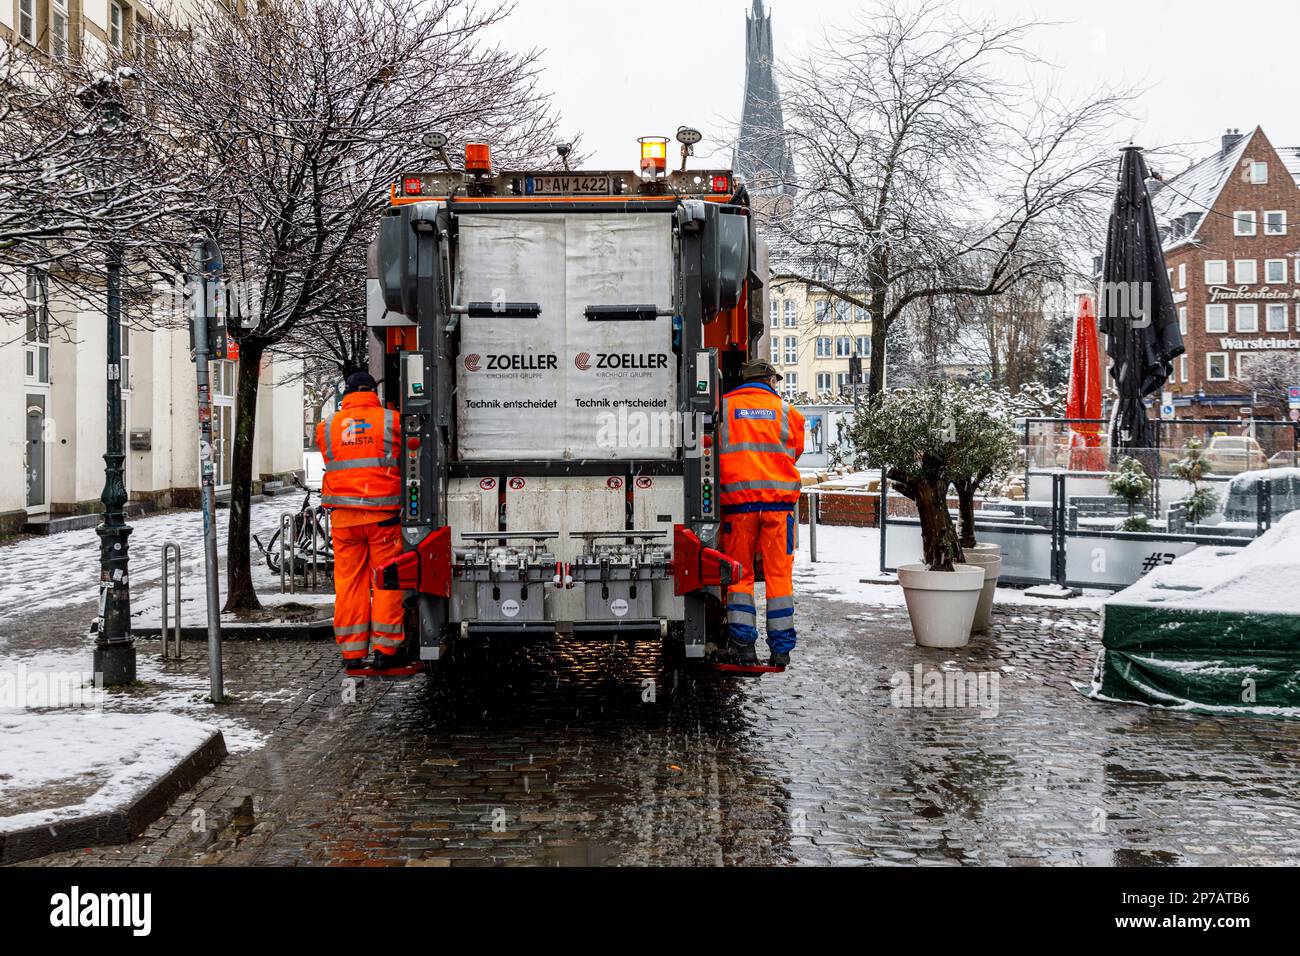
[254,478,334,579]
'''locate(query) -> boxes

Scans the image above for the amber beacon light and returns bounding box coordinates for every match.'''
[638,136,669,177]
[465,142,492,174]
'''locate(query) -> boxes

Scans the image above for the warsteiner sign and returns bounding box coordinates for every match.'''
[1217,337,1300,350]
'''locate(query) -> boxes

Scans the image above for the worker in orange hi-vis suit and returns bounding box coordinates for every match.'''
[718,360,806,667]
[314,372,406,670]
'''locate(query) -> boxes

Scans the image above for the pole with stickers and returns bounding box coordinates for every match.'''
[188,236,227,703]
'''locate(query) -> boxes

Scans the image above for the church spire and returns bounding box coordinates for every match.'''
[735,0,795,198]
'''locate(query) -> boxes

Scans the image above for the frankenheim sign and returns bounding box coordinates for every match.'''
[1208,285,1300,302]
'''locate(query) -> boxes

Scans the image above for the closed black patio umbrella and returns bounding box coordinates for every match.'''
[1097,146,1184,457]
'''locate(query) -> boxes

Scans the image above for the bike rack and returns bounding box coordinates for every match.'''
[161,541,183,660]
[280,511,299,594]
[307,505,330,589]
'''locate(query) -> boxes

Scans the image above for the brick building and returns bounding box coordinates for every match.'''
[1150,127,1300,417]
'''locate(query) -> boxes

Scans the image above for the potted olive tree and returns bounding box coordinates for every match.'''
[853,384,984,648]
[949,386,1021,631]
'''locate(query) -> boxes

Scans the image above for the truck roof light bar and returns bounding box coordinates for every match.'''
[584,304,670,321]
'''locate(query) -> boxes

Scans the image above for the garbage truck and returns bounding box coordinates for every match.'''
[361,132,771,672]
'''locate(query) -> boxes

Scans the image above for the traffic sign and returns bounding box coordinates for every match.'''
[1288,385,1300,407]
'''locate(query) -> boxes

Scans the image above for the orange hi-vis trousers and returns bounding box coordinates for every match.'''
[722,508,797,654]
[331,520,405,659]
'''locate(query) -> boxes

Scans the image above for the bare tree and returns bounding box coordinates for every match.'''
[134,0,564,611]
[763,0,1133,396]
[0,43,197,336]
[1237,352,1300,419]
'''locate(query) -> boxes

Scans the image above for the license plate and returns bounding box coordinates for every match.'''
[529,175,612,195]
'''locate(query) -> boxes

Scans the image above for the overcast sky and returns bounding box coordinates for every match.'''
[489,0,1300,173]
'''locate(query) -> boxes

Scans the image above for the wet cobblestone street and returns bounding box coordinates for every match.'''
[22,589,1300,867]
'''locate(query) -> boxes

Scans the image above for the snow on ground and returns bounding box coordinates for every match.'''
[0,498,308,793]
[793,522,1107,610]
[1110,509,1300,613]
[0,711,216,832]
[0,496,303,635]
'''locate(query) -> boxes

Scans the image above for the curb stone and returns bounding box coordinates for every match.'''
[0,730,228,866]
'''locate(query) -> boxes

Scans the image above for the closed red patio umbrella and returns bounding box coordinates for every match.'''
[1067,293,1105,471]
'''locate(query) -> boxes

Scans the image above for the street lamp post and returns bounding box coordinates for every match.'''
[86,79,135,685]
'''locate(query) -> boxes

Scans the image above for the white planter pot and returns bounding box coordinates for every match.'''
[897,563,985,648]
[969,542,1001,556]
[961,552,1003,632]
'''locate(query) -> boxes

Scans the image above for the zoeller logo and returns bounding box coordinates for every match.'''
[50,886,152,936]
[463,354,482,372]
[574,352,669,370]
[482,354,557,370]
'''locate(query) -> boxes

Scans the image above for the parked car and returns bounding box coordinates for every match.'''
[1202,435,1267,474]
[1267,449,1300,468]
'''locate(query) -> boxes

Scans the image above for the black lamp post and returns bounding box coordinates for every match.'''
[84,76,135,686]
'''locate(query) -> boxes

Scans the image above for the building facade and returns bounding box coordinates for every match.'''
[1150,127,1300,417]
[765,282,872,401]
[1,1,304,536]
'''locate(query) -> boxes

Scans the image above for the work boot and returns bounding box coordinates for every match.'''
[373,648,409,670]
[342,656,368,672]
[769,651,790,669]
[726,638,758,665]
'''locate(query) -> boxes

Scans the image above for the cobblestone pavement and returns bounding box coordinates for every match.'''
[21,590,1300,867]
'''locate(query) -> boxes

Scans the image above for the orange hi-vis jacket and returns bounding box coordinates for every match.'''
[315,392,402,511]
[717,382,806,512]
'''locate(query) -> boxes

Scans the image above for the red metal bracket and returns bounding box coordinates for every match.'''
[373,526,451,596]
[672,524,742,596]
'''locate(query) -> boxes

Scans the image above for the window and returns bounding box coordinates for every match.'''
[1249,161,1268,184]
[1205,304,1228,332]
[135,16,148,55]
[834,300,850,323]
[855,336,870,356]
[783,373,798,399]
[784,336,797,365]
[110,2,125,52]
[121,326,132,390]
[815,336,832,358]
[24,268,50,385]
[52,0,70,61]
[815,372,831,393]
[814,300,827,323]
[1265,259,1287,283]
[783,300,796,327]
[770,299,780,328]
[1205,260,1227,284]
[1267,304,1288,332]
[1264,211,1287,235]
[1235,304,1258,333]
[19,0,35,43]
[769,336,779,364]
[1178,307,1187,335]
[1234,211,1256,236]
[1236,353,1254,379]
[1234,259,1257,284]
[854,304,868,323]
[836,372,850,391]
[1206,353,1229,381]
[1178,355,1188,384]
[835,336,852,358]
[1178,263,1186,289]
